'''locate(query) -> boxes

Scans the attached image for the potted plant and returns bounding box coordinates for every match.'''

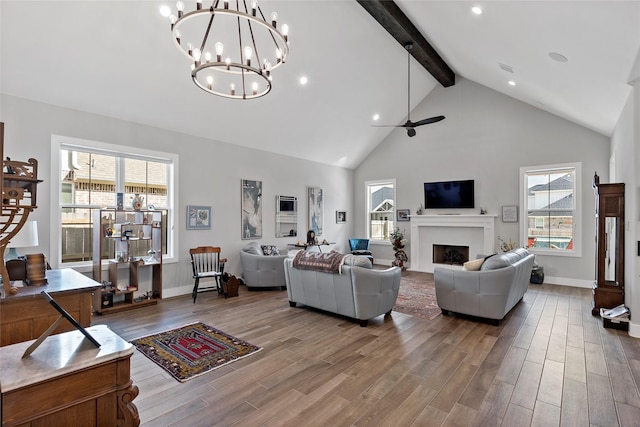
[390,228,408,269]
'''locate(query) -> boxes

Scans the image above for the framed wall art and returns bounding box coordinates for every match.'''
[242,179,263,239]
[308,187,323,235]
[187,205,211,229]
[502,205,518,223]
[396,209,410,222]
[336,211,346,224]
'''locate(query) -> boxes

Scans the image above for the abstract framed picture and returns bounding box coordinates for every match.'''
[396,209,410,222]
[502,205,518,223]
[187,205,211,229]
[242,179,263,239]
[308,187,323,235]
[336,211,346,224]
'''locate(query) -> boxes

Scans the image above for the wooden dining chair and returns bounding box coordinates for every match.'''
[189,246,227,303]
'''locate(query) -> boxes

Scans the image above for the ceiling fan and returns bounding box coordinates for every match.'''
[374,43,445,137]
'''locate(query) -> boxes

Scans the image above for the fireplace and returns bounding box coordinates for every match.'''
[409,215,496,273]
[433,244,469,266]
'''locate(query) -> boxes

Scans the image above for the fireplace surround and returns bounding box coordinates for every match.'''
[410,215,496,273]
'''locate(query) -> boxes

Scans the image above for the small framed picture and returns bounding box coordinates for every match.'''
[396,209,410,222]
[187,205,211,229]
[336,211,346,223]
[502,205,518,223]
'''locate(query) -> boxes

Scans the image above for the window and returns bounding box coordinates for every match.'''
[520,163,581,257]
[51,136,177,268]
[366,180,395,242]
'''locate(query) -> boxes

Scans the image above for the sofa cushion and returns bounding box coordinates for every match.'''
[480,253,511,271]
[463,258,484,271]
[342,254,372,269]
[261,245,280,256]
[242,242,262,255]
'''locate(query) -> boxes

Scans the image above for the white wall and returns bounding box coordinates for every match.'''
[355,78,610,285]
[1,94,354,297]
[611,82,638,337]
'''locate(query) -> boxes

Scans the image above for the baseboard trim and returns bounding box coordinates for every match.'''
[162,285,193,299]
[541,276,592,289]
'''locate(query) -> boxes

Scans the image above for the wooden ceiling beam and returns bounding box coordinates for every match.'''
[357,0,455,87]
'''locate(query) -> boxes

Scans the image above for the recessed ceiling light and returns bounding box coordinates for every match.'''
[299,76,308,85]
[548,52,568,63]
[471,6,483,15]
[373,114,380,121]
[159,5,171,17]
[508,80,516,86]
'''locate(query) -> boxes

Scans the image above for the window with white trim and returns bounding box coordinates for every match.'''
[52,137,176,267]
[520,163,581,257]
[366,180,395,242]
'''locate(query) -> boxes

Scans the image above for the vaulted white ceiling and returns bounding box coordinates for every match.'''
[2,1,639,169]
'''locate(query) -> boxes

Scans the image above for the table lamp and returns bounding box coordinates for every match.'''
[5,220,39,261]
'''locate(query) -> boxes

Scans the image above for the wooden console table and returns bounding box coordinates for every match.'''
[0,325,139,427]
[0,268,99,346]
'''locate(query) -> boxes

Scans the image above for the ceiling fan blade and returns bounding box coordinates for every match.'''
[412,115,446,127]
[372,124,405,128]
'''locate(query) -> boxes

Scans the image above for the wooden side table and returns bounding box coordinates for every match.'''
[0,325,139,427]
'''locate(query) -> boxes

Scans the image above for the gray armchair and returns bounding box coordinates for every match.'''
[239,242,288,290]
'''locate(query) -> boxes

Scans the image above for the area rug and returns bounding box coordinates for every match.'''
[393,272,442,320]
[131,322,261,382]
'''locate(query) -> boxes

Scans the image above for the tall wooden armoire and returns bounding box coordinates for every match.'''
[592,174,625,315]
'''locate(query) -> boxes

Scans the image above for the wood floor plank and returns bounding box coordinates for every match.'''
[538,359,564,407]
[531,400,561,427]
[502,403,533,427]
[560,378,589,427]
[93,280,639,427]
[510,360,543,410]
[586,372,619,427]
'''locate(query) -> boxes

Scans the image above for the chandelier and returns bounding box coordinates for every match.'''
[163,0,290,99]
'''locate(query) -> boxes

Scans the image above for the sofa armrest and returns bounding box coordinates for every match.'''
[434,266,516,319]
[351,266,401,320]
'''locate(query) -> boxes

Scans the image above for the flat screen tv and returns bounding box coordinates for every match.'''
[424,179,475,209]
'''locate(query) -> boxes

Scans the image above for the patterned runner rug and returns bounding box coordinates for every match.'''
[131,322,261,382]
[393,272,442,320]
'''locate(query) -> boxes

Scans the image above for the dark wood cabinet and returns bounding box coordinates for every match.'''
[592,177,625,315]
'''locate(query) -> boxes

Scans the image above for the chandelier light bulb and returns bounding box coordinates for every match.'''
[175,29,181,44]
[169,14,177,25]
[252,81,259,95]
[204,51,212,62]
[244,46,253,66]
[251,0,258,16]
[276,48,282,63]
[196,0,202,10]
[223,0,229,9]
[206,75,213,89]
[225,57,231,70]
[230,83,236,95]
[192,48,201,61]
[215,42,224,61]
[281,24,289,39]
[176,0,184,17]
[271,11,278,27]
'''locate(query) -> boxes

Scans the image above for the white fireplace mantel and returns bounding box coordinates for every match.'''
[410,215,496,273]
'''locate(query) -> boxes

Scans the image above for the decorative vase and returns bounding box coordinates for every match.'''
[132,194,144,210]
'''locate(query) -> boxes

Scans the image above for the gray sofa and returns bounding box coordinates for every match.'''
[434,248,535,323]
[240,242,288,290]
[284,253,402,326]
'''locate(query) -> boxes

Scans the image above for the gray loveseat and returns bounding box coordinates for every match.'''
[434,248,535,323]
[240,242,288,290]
[284,252,402,326]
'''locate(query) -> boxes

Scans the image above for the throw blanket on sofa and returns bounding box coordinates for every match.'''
[292,250,345,274]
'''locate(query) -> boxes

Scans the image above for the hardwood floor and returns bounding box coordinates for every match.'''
[98,278,640,426]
